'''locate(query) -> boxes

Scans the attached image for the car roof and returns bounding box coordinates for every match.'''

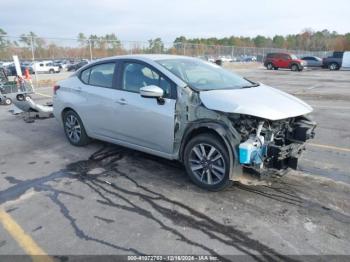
[74,54,191,88]
[95,54,195,63]
[267,52,291,55]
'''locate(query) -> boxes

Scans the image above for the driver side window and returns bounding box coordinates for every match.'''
[122,62,171,98]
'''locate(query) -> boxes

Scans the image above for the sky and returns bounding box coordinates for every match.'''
[1,0,349,42]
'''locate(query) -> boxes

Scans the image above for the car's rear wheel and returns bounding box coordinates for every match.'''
[184,134,232,191]
[63,110,91,146]
[291,64,299,71]
[266,63,273,70]
[329,62,339,71]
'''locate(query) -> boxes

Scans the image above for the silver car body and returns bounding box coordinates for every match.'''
[53,54,315,179]
[301,56,323,67]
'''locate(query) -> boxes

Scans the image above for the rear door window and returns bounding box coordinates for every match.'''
[80,63,116,88]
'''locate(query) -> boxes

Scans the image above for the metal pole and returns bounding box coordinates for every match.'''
[30,36,38,90]
[89,40,93,61]
[183,43,186,56]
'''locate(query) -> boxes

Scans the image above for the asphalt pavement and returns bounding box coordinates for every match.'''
[0,67,349,261]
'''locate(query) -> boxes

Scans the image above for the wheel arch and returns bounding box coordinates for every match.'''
[289,63,299,69]
[179,120,242,179]
[61,107,77,121]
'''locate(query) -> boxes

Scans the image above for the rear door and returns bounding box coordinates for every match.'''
[75,61,122,138]
[278,54,290,68]
[110,60,177,155]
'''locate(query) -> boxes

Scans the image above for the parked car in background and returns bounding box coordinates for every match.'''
[207,57,215,63]
[6,65,35,76]
[67,60,89,71]
[0,66,11,76]
[218,56,233,62]
[264,52,306,71]
[33,61,60,74]
[1,62,14,67]
[243,55,257,62]
[54,60,70,70]
[322,51,344,70]
[301,56,322,68]
[53,54,316,191]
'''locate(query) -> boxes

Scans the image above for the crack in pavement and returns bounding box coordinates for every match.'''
[1,144,349,260]
[67,145,300,262]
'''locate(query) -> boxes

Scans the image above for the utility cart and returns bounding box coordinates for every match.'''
[0,67,33,105]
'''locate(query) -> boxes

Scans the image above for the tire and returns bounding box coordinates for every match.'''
[63,110,91,146]
[329,62,339,71]
[266,63,274,70]
[291,64,299,71]
[184,134,232,191]
[4,98,12,105]
[49,69,54,74]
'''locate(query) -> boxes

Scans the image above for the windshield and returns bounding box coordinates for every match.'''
[156,58,253,90]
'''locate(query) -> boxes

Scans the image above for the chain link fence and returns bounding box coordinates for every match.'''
[0,35,332,63]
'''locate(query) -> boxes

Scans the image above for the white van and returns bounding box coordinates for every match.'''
[341,51,350,70]
[33,61,60,74]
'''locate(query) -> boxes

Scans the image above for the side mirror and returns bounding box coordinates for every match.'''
[140,85,164,98]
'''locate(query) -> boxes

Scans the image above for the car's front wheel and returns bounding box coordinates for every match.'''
[63,110,91,146]
[184,134,232,191]
[291,64,299,71]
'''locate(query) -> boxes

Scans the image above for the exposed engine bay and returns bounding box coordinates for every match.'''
[231,115,317,172]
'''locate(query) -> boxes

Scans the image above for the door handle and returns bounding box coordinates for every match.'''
[75,87,82,93]
[116,98,127,105]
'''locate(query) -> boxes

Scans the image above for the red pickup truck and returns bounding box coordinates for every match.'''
[264,52,306,71]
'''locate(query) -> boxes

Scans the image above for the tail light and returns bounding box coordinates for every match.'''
[53,85,60,95]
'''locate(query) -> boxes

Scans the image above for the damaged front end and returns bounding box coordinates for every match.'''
[231,114,316,173]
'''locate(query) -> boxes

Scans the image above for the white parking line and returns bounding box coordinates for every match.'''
[310,104,350,110]
[35,92,52,98]
[308,143,350,153]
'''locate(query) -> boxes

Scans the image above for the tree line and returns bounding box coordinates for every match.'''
[0,28,349,60]
[175,29,350,51]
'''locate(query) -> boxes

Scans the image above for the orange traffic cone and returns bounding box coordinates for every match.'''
[24,68,31,80]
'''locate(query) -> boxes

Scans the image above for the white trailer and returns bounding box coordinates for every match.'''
[341,51,350,70]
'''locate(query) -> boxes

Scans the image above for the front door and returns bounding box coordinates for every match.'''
[111,61,176,155]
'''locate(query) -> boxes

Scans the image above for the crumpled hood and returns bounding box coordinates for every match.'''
[199,84,313,120]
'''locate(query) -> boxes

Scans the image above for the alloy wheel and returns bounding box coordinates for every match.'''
[65,114,82,143]
[329,63,337,70]
[189,143,226,185]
